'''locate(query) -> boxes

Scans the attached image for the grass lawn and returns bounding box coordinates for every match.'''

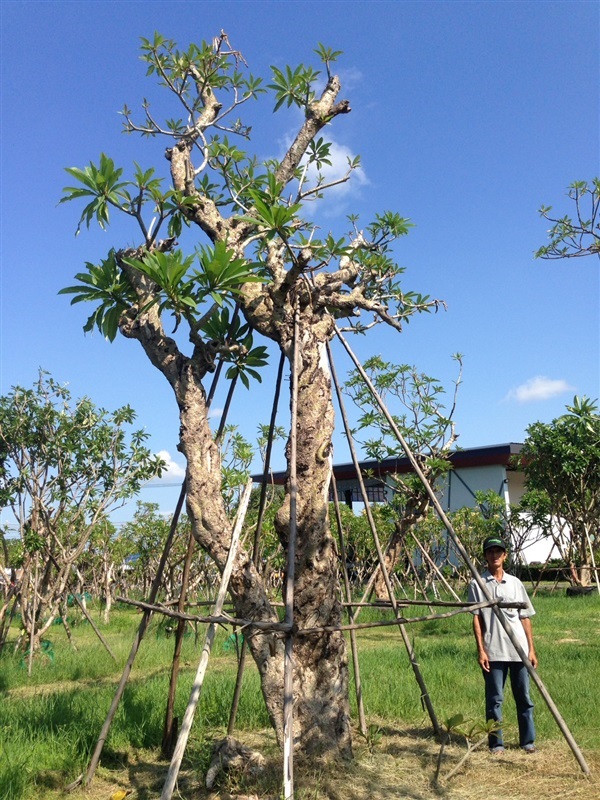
[1,590,599,799]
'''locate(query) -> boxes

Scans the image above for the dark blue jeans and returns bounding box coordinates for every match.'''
[484,662,535,748]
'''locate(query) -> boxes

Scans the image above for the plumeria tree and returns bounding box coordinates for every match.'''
[517,396,600,586]
[536,179,600,259]
[60,34,439,757]
[344,355,461,597]
[0,371,163,656]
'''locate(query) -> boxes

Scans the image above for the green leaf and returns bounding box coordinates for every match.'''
[59,250,135,340]
[314,43,344,64]
[60,153,130,234]
[192,241,266,299]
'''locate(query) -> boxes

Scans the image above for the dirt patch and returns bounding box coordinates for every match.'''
[40,726,598,800]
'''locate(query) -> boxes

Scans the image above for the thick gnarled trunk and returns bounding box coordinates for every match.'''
[171,331,351,758]
[274,330,352,758]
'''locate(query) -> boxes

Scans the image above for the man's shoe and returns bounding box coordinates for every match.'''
[522,744,536,754]
[490,746,505,754]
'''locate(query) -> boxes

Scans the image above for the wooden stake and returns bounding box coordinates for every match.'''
[160,479,253,800]
[83,480,187,787]
[283,304,300,800]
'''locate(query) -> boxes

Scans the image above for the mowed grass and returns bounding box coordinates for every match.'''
[354,590,600,749]
[1,591,599,799]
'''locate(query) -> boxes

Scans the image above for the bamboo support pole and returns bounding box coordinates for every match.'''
[345,598,488,608]
[70,588,117,662]
[215,373,239,444]
[335,326,591,776]
[0,591,18,654]
[83,480,187,787]
[330,473,368,736]
[295,599,510,634]
[409,530,462,602]
[161,335,238,753]
[116,593,520,631]
[206,303,241,408]
[27,554,39,677]
[162,527,196,757]
[226,630,249,738]
[114,596,291,631]
[160,479,253,800]
[405,547,434,612]
[228,351,286,736]
[283,305,300,800]
[328,340,440,736]
[42,555,118,662]
[531,542,557,597]
[585,529,600,595]
[0,582,18,628]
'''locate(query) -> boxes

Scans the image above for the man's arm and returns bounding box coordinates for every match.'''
[473,613,490,672]
[521,617,538,669]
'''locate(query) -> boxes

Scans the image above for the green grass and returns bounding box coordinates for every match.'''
[1,592,599,799]
[351,591,600,748]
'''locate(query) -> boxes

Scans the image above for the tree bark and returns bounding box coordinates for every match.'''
[273,325,352,758]
[373,498,428,600]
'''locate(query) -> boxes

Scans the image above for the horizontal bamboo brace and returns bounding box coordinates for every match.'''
[295,600,526,636]
[116,596,291,632]
[339,598,513,608]
[116,595,523,637]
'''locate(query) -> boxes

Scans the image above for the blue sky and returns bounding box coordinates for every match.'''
[1,1,598,525]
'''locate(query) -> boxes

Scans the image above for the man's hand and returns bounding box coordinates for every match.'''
[521,618,537,668]
[528,649,538,669]
[473,615,489,671]
[478,651,490,672]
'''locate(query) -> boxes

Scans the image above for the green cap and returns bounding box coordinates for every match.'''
[482,535,507,553]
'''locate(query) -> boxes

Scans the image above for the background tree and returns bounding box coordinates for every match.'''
[516,396,600,586]
[332,501,394,587]
[0,371,163,655]
[417,490,531,586]
[536,179,600,259]
[344,355,461,598]
[60,34,439,757]
[84,517,128,624]
[118,502,206,601]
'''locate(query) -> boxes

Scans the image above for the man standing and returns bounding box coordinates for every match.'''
[468,535,538,754]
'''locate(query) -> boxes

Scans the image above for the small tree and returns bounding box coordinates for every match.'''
[0,371,163,655]
[517,396,600,585]
[344,355,461,597]
[84,517,130,623]
[119,502,201,600]
[536,179,600,259]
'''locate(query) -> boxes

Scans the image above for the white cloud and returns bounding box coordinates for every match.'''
[505,376,575,404]
[155,450,185,480]
[338,66,363,92]
[306,138,369,196]
[273,125,368,217]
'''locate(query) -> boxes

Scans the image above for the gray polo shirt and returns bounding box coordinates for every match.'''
[468,570,535,662]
